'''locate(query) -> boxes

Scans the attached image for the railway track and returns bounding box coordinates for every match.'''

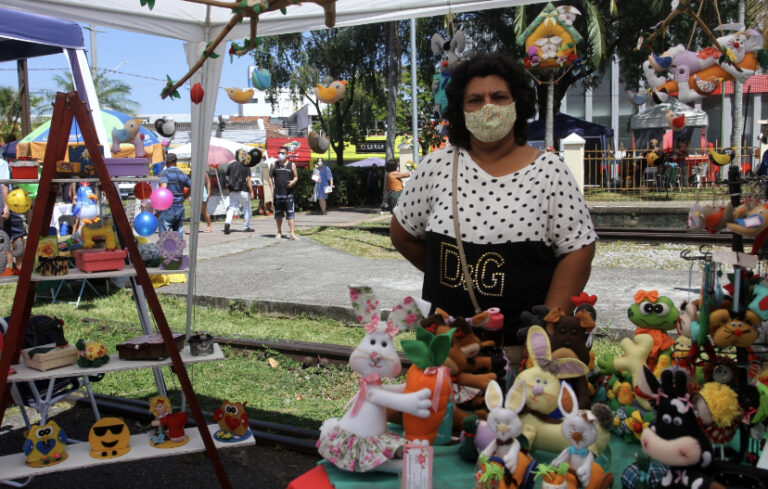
[361,223,748,245]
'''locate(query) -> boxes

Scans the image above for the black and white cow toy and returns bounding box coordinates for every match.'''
[637,367,725,489]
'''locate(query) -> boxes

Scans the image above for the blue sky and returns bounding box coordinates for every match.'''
[0,25,258,117]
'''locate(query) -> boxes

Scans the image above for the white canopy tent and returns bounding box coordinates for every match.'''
[3,0,542,334]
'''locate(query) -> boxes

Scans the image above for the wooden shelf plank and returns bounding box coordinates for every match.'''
[7,344,224,383]
[0,177,160,184]
[0,423,254,481]
[0,268,188,288]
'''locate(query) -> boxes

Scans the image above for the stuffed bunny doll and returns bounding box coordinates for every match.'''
[479,379,526,472]
[430,31,467,73]
[551,383,617,489]
[316,286,432,473]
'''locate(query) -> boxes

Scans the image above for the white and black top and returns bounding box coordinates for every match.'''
[394,146,597,343]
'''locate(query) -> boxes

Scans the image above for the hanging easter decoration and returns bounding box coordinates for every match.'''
[308,131,330,153]
[7,189,31,214]
[226,87,254,104]
[150,187,174,211]
[157,0,338,100]
[251,67,271,91]
[190,82,205,104]
[314,80,347,104]
[637,1,768,104]
[134,211,159,237]
[430,30,468,119]
[134,182,152,200]
[517,2,583,149]
[154,117,176,138]
[518,3,583,71]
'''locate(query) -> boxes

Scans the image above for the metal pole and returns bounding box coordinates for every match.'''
[16,59,30,137]
[410,17,419,165]
[89,25,97,80]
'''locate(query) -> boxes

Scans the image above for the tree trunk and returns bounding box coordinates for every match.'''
[385,21,398,163]
[731,0,746,166]
[545,74,555,149]
[334,101,344,166]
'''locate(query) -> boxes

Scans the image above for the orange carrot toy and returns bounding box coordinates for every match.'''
[401,325,455,444]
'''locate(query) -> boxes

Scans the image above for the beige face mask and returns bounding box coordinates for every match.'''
[463,103,517,143]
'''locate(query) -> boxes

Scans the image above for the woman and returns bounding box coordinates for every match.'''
[201,170,212,232]
[313,158,333,215]
[385,160,410,212]
[390,53,597,344]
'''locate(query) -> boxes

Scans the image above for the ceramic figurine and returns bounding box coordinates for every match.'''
[76,339,110,368]
[88,417,131,459]
[149,395,189,448]
[157,231,189,270]
[212,400,251,442]
[23,420,68,467]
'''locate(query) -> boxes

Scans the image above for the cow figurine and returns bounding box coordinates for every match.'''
[637,367,725,489]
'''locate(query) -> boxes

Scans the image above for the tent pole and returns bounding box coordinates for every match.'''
[16,59,31,137]
[410,17,419,165]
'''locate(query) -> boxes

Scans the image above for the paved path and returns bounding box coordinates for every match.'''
[161,205,695,337]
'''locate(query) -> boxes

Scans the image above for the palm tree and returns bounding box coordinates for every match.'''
[0,86,45,142]
[49,70,138,115]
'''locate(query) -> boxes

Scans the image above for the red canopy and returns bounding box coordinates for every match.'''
[267,137,310,168]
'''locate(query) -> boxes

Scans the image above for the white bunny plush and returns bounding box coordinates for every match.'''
[479,379,527,474]
[552,383,597,488]
[316,286,432,473]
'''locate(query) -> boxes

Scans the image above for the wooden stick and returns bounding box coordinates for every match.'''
[232,16,259,56]
[161,12,244,99]
[181,0,239,8]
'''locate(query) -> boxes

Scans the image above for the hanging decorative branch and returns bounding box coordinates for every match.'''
[641,0,729,60]
[140,0,338,99]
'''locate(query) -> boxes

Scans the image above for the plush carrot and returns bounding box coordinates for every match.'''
[401,325,455,444]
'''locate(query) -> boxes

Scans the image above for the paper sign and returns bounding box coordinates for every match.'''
[401,444,433,489]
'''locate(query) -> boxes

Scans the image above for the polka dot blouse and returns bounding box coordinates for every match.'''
[394,146,597,256]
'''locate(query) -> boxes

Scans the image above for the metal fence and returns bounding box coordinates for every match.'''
[582,146,761,198]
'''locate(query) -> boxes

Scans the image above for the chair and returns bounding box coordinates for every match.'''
[643,166,660,190]
[663,163,682,191]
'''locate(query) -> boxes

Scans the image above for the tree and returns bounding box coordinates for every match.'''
[49,70,138,115]
[254,25,384,165]
[0,86,45,142]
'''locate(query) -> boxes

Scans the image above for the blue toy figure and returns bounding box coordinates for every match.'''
[73,183,99,223]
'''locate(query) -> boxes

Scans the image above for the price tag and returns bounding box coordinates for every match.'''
[401,444,433,489]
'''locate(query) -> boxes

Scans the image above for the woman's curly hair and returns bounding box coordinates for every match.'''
[444,53,536,149]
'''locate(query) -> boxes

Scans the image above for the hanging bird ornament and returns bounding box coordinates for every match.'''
[315,80,347,104]
[149,0,339,99]
[251,67,271,91]
[226,87,255,104]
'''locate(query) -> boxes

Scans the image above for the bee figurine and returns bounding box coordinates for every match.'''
[23,420,68,467]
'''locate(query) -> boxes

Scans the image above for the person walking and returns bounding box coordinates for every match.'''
[269,145,299,240]
[200,170,212,233]
[385,159,410,213]
[313,158,333,215]
[158,153,191,236]
[223,149,255,235]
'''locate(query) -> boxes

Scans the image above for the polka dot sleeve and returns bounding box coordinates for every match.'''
[546,157,598,256]
[393,150,442,239]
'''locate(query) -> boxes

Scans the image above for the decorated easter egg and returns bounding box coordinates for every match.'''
[7,189,31,214]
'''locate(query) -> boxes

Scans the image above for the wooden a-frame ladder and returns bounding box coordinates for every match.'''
[0,92,233,488]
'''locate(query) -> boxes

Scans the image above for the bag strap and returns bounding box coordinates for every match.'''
[451,148,482,314]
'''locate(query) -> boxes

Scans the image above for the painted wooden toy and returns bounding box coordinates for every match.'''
[88,417,131,459]
[149,395,189,448]
[23,420,68,467]
[212,400,251,442]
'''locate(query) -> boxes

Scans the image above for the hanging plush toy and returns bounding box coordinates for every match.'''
[308,131,330,154]
[251,67,271,91]
[315,80,347,104]
[643,29,765,104]
[226,87,254,104]
[517,3,583,70]
[430,30,468,119]
[190,82,204,104]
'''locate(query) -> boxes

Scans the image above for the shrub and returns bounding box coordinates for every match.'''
[293,165,383,210]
